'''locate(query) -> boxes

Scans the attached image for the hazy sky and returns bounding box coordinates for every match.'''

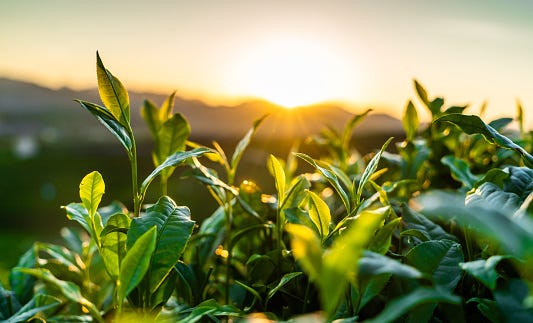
[2,0,533,124]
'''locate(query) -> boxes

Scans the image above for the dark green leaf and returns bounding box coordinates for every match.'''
[460,255,512,290]
[127,196,195,292]
[4,294,61,323]
[365,287,461,323]
[76,100,133,152]
[436,114,533,167]
[405,239,464,291]
[16,268,102,320]
[401,204,457,241]
[266,272,303,305]
[441,155,479,188]
[9,246,36,304]
[467,298,500,323]
[359,250,423,279]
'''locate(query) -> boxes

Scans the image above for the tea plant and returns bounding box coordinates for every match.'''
[2,54,533,322]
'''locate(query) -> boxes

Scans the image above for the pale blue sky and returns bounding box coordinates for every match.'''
[1,0,533,124]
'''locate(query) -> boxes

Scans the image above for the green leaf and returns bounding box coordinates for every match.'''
[359,250,423,279]
[101,213,130,280]
[96,51,130,125]
[154,113,190,167]
[3,294,61,323]
[401,204,457,241]
[159,91,175,120]
[405,239,464,291]
[63,203,92,234]
[436,114,533,167]
[266,272,303,305]
[306,190,331,240]
[320,206,389,317]
[118,226,157,302]
[355,138,392,208]
[285,207,319,234]
[414,79,429,106]
[141,99,160,137]
[285,224,322,281]
[295,152,351,213]
[466,182,521,214]
[281,175,310,211]
[231,115,267,170]
[368,217,401,254]
[76,100,133,152]
[467,298,500,323]
[460,255,512,290]
[15,268,102,321]
[79,171,105,217]
[127,196,195,292]
[9,246,36,304]
[402,100,419,141]
[341,109,371,152]
[140,147,212,199]
[441,155,480,188]
[365,287,461,323]
[268,154,286,206]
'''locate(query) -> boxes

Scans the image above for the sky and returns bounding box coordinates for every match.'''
[2,0,533,125]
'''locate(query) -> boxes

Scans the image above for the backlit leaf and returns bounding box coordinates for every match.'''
[96,51,130,125]
[101,213,130,280]
[402,100,419,141]
[306,190,331,239]
[79,171,105,217]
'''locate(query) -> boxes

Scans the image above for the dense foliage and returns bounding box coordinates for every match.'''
[1,53,533,322]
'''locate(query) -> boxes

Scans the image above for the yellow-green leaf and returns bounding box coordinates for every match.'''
[79,171,105,217]
[96,51,130,125]
[306,190,331,239]
[268,155,286,206]
[286,224,322,281]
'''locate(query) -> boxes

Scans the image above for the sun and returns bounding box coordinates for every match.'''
[226,36,355,108]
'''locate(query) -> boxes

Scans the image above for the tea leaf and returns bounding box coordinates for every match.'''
[266,272,303,305]
[268,155,286,206]
[141,99,160,137]
[405,239,464,291]
[231,115,267,170]
[140,147,212,198]
[3,294,60,323]
[79,171,105,217]
[285,224,322,281]
[101,213,130,280]
[320,206,389,316]
[460,255,513,290]
[15,268,102,321]
[119,226,157,302]
[295,152,350,213]
[155,113,190,167]
[355,137,392,208]
[402,100,418,141]
[365,287,461,323]
[127,196,195,292]
[76,100,133,152]
[306,190,331,240]
[437,114,533,167]
[441,155,479,188]
[96,51,130,125]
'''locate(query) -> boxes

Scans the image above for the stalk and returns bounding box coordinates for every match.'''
[127,126,141,217]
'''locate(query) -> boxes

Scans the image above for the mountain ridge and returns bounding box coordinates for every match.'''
[0,77,403,151]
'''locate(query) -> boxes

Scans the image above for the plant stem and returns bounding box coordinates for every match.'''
[224,195,233,305]
[302,279,311,313]
[128,127,141,217]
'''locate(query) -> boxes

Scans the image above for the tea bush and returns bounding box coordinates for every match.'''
[1,53,532,322]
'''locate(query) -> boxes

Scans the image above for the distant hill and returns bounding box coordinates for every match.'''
[0,77,403,153]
